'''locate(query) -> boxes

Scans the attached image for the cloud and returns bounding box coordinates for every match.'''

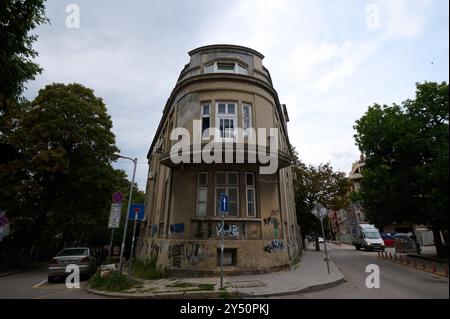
[23,0,448,188]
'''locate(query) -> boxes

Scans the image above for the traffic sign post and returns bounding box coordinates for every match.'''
[129,204,144,272]
[311,203,330,274]
[219,193,229,289]
[108,200,123,263]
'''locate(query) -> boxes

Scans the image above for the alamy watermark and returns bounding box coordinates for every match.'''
[365,4,381,30]
[65,4,80,29]
[65,264,80,288]
[365,264,380,288]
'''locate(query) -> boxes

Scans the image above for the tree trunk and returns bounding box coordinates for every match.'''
[314,230,320,251]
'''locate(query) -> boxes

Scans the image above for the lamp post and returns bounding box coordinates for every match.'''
[114,154,138,275]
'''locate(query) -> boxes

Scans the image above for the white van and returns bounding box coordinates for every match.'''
[351,223,385,251]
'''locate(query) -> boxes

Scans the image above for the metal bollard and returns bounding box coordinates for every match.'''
[432,262,436,273]
[394,254,397,261]
[399,255,403,263]
[389,252,392,260]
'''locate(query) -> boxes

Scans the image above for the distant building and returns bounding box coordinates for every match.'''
[136,44,301,275]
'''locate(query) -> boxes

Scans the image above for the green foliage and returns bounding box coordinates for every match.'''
[354,81,448,257]
[291,148,351,238]
[89,272,140,292]
[130,257,168,280]
[0,83,134,263]
[1,0,48,140]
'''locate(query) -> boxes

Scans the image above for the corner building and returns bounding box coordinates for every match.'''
[137,44,301,275]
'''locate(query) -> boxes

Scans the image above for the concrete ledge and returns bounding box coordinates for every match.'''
[236,276,345,298]
[87,274,345,299]
[86,287,239,299]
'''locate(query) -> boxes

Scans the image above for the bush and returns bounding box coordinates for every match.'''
[130,257,168,280]
[89,272,139,292]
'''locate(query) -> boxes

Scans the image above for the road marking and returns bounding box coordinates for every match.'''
[32,279,48,288]
[32,289,73,299]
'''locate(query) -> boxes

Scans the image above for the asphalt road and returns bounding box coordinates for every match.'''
[0,268,107,299]
[1,244,448,299]
[275,243,449,299]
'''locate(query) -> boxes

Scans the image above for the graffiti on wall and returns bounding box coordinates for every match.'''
[263,209,280,239]
[216,223,239,238]
[263,240,284,253]
[169,223,185,234]
[166,242,212,266]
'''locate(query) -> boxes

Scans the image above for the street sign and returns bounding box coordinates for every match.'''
[112,191,124,203]
[311,203,328,221]
[108,203,122,228]
[220,193,229,216]
[128,204,145,221]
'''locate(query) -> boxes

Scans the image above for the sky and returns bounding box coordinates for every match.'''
[24,0,449,190]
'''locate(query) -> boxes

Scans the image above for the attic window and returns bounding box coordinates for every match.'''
[204,62,248,75]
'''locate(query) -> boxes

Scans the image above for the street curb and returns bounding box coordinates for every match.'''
[406,253,449,264]
[86,287,239,299]
[86,272,346,299]
[376,256,449,278]
[236,274,346,298]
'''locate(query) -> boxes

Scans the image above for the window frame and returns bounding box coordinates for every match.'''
[196,172,209,218]
[216,102,237,141]
[203,62,248,75]
[242,103,253,137]
[246,187,256,217]
[215,171,239,217]
[201,103,211,140]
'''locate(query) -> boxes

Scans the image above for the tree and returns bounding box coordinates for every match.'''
[0,83,128,264]
[292,149,352,249]
[354,82,449,258]
[0,0,48,143]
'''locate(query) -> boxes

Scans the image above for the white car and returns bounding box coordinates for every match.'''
[318,237,324,243]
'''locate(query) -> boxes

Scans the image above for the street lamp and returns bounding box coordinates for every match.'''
[114,153,138,275]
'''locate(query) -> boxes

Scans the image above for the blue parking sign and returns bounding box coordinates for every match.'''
[129,204,145,221]
[220,193,229,215]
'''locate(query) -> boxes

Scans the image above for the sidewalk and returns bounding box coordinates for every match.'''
[87,247,344,299]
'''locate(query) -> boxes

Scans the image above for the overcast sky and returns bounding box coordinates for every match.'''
[24,0,449,190]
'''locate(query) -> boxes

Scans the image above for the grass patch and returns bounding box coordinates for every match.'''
[130,257,168,280]
[89,272,140,292]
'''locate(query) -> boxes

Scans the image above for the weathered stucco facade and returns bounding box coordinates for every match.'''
[137,44,301,275]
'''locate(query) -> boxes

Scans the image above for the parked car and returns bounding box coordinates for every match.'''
[48,247,98,282]
[380,233,395,247]
[393,233,417,254]
[318,237,324,243]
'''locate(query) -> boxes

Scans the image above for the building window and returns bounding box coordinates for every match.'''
[217,248,237,266]
[217,62,235,73]
[242,104,253,136]
[245,173,256,217]
[201,104,210,139]
[204,62,248,75]
[196,172,208,217]
[216,102,237,140]
[215,172,238,216]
